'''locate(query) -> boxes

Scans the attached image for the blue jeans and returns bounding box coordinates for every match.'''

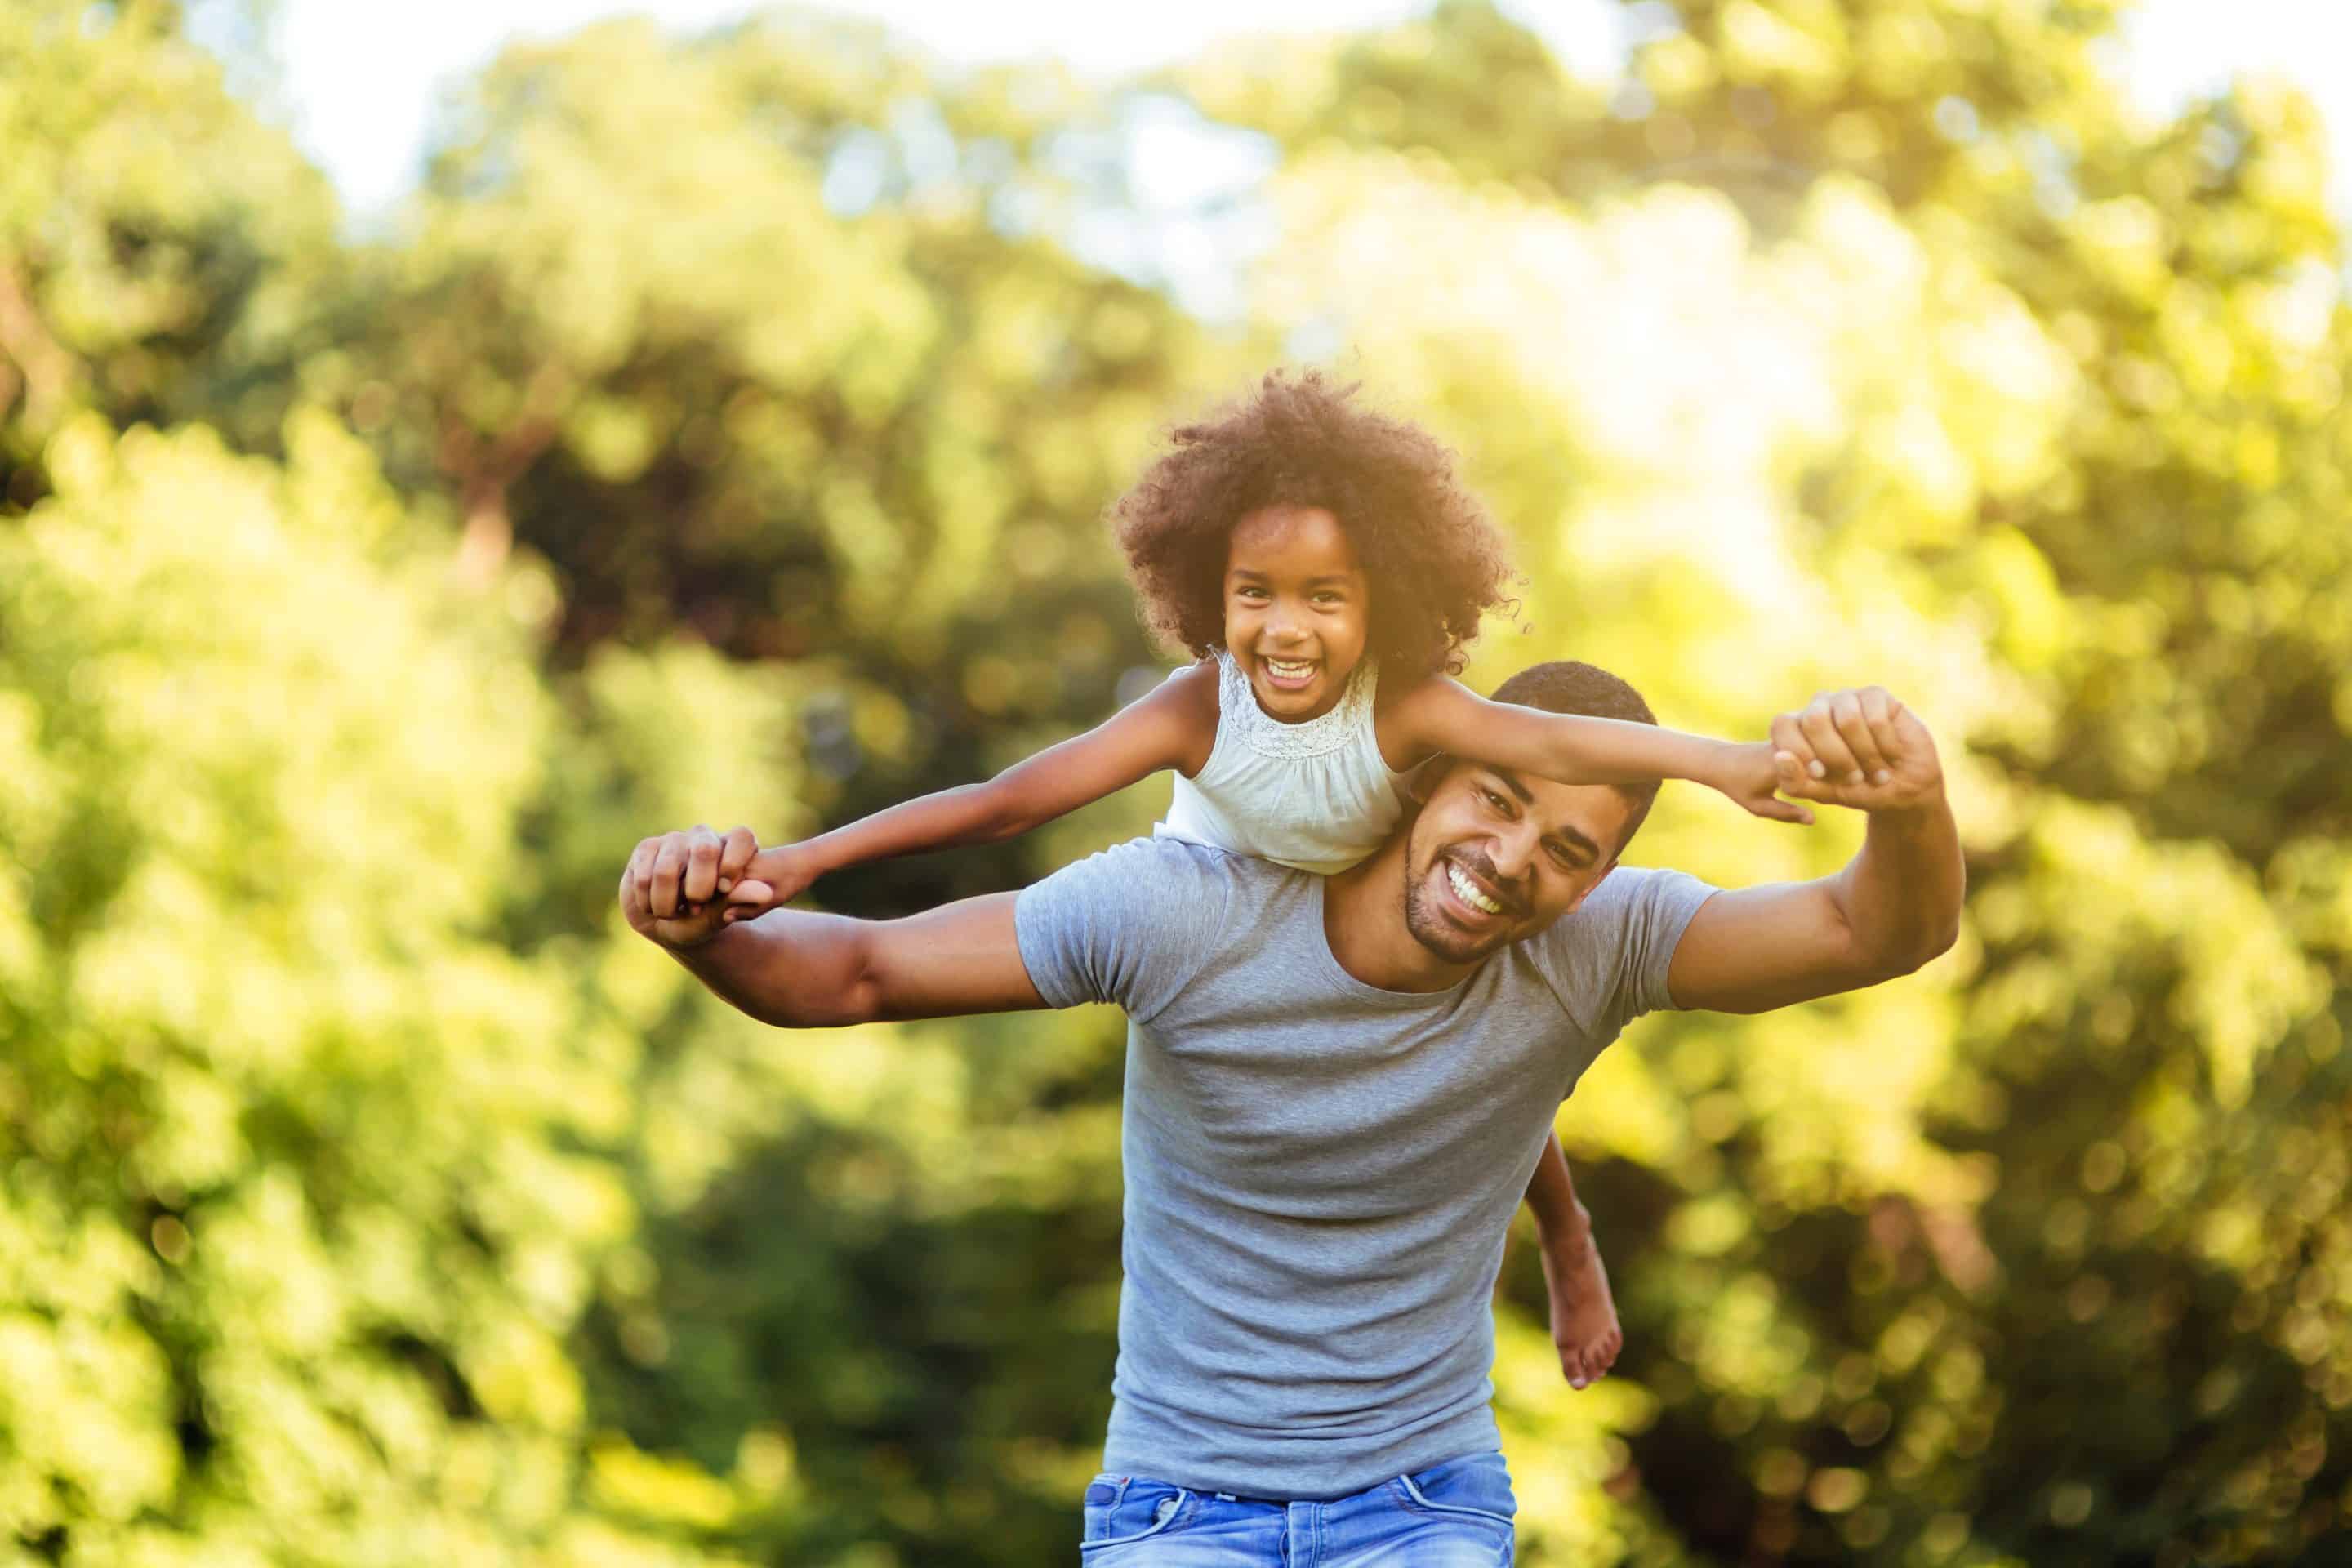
[1079,1450,1515,1565]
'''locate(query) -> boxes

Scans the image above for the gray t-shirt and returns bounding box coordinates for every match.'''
[1015,836,1717,1499]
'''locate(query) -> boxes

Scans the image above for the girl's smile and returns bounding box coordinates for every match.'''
[1223,505,1370,723]
[1260,656,1321,690]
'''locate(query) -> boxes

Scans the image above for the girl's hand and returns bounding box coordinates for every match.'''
[710,841,822,924]
[1538,1218,1624,1391]
[1769,688,1944,813]
[1709,739,1817,826]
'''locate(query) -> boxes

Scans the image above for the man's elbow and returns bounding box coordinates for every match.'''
[1822,884,1956,985]
[1913,895,1966,972]
[770,961,884,1029]
[1863,920,1959,983]
[708,919,884,1029]
[1927,913,1962,966]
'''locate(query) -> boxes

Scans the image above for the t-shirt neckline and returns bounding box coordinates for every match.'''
[1306,871,1482,1009]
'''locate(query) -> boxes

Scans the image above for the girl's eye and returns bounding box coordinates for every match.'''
[1236,586,1267,600]
[1313,592,1344,605]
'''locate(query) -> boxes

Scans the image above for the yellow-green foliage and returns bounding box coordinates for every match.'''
[0,0,338,458]
[0,417,764,1566]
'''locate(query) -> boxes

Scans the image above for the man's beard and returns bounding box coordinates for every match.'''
[1400,821,1522,965]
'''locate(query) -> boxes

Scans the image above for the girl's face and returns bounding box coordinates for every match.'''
[1222,504,1370,723]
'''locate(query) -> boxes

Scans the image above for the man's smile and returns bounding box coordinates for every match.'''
[1446,860,1504,915]
[1437,853,1521,924]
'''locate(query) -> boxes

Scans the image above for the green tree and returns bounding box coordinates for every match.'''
[318,15,1214,911]
[0,414,790,1566]
[0,0,339,507]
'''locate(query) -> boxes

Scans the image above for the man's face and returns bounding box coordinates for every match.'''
[1401,759,1637,964]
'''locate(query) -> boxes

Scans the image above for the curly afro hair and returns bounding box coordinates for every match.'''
[1111,369,1517,679]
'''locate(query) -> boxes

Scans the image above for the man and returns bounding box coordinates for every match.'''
[621,663,1963,1564]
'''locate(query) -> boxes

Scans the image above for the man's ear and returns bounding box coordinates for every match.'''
[1558,855,1622,920]
[1400,755,1454,806]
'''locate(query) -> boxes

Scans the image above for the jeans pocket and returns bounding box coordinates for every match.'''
[1390,1451,1517,1531]
[1081,1475,1193,1548]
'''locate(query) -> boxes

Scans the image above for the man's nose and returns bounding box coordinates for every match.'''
[1486,824,1539,885]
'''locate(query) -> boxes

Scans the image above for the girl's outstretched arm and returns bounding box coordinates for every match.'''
[1377,675,1812,825]
[731,662,1219,911]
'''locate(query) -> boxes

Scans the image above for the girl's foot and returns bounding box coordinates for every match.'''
[1540,1227,1624,1390]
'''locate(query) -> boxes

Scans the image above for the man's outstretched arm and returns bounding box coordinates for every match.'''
[619,825,1047,1025]
[1665,687,1964,1015]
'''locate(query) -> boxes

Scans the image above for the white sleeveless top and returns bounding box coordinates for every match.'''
[1156,651,1413,875]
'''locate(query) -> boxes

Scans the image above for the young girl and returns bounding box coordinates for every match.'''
[722,370,1810,1389]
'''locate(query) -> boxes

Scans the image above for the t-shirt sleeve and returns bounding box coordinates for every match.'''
[1542,864,1722,1039]
[1013,836,1236,1022]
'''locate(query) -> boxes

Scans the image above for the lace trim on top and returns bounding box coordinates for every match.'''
[1214,649,1380,760]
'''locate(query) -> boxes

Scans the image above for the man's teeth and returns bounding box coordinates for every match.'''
[1447,862,1503,915]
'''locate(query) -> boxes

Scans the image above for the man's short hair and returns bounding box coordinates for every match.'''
[1487,660,1661,856]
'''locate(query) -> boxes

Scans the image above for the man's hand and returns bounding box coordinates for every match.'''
[620,825,777,949]
[1769,688,1943,813]
[1706,739,1818,826]
[1668,687,1961,1013]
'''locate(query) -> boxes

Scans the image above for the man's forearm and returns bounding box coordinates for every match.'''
[1836,796,1965,976]
[667,908,875,1029]
[658,893,1040,1027]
